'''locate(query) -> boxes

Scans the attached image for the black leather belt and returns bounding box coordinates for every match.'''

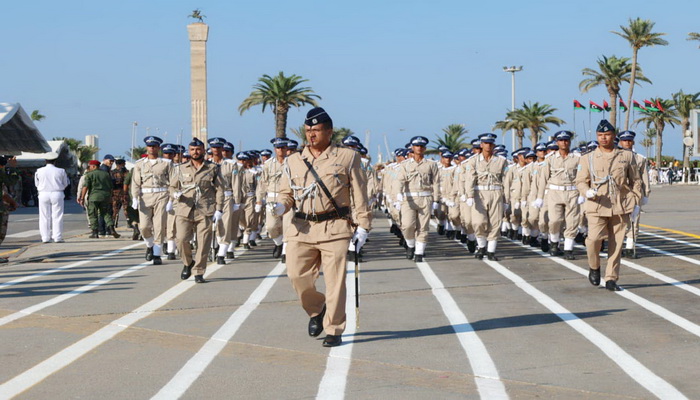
[294,206,350,222]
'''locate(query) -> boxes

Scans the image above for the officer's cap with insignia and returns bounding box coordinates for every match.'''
[305,107,332,127]
[437,145,449,152]
[223,142,234,152]
[208,137,226,148]
[452,153,460,160]
[587,140,599,149]
[495,150,508,157]
[525,150,536,159]
[206,148,212,155]
[546,140,559,150]
[478,132,497,144]
[260,149,273,157]
[182,151,191,158]
[236,152,250,161]
[394,148,404,157]
[161,143,176,154]
[596,119,615,133]
[535,142,547,152]
[359,146,368,155]
[144,136,163,147]
[494,144,506,151]
[342,135,361,147]
[406,148,414,154]
[286,139,299,150]
[441,150,454,158]
[618,130,636,141]
[404,142,412,149]
[270,137,288,148]
[513,147,531,156]
[554,130,573,141]
[189,137,205,147]
[470,138,481,149]
[410,136,429,147]
[458,148,470,157]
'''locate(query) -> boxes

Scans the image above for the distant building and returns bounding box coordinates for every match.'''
[85,134,99,160]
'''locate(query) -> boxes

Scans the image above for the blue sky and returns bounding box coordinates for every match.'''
[3,0,699,161]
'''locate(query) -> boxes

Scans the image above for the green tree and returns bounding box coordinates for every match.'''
[239,72,321,138]
[641,129,656,158]
[517,102,565,147]
[52,137,82,152]
[688,32,700,47]
[332,127,354,145]
[427,124,469,154]
[494,112,527,149]
[290,125,306,145]
[188,9,205,22]
[30,110,46,122]
[634,98,680,168]
[612,18,669,130]
[579,55,650,129]
[77,145,100,165]
[128,146,148,160]
[672,90,700,175]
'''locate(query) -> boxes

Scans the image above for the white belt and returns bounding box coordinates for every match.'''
[141,187,168,193]
[245,191,255,197]
[405,191,431,197]
[548,184,577,191]
[267,192,279,198]
[475,185,502,191]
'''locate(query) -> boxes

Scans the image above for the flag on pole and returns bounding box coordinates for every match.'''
[655,99,665,112]
[633,100,645,111]
[603,100,611,111]
[619,99,628,112]
[589,101,604,112]
[644,99,659,112]
[574,100,586,110]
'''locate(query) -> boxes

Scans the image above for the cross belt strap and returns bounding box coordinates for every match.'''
[302,158,354,226]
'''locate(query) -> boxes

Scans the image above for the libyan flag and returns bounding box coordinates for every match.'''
[603,100,611,111]
[644,99,659,112]
[574,100,586,110]
[619,99,628,111]
[589,101,604,112]
[633,100,646,111]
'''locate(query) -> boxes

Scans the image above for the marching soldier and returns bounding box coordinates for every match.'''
[575,120,642,291]
[131,136,172,265]
[618,131,651,258]
[508,148,530,241]
[455,148,477,250]
[169,138,225,283]
[79,160,120,239]
[393,136,440,262]
[383,149,405,241]
[256,138,289,258]
[274,107,371,347]
[437,151,457,238]
[238,152,259,249]
[464,133,508,260]
[110,158,128,228]
[533,131,582,259]
[518,150,538,245]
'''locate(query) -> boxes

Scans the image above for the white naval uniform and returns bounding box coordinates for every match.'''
[34,163,70,242]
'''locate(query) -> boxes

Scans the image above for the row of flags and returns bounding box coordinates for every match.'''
[573,99,665,113]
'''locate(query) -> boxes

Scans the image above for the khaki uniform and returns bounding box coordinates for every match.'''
[530,160,548,238]
[508,163,526,233]
[169,160,225,275]
[278,144,371,336]
[576,148,642,282]
[454,160,474,239]
[131,158,172,256]
[256,157,288,243]
[212,159,237,256]
[382,162,401,227]
[393,158,440,252]
[537,151,581,248]
[520,161,538,238]
[437,164,457,231]
[502,163,515,233]
[625,152,651,248]
[464,154,508,248]
[239,166,259,243]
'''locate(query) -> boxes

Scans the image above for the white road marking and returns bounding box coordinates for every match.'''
[0,242,143,290]
[14,218,39,222]
[316,264,359,400]
[640,231,700,248]
[0,249,248,399]
[5,230,40,238]
[635,243,700,267]
[151,261,285,400]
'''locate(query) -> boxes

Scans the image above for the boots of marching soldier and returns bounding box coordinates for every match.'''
[414,242,425,262]
[460,232,468,244]
[107,226,120,239]
[549,243,563,257]
[89,229,99,239]
[405,239,416,260]
[445,230,455,240]
[521,234,528,245]
[485,240,498,261]
[475,247,486,260]
[131,225,140,241]
[455,231,462,241]
[575,231,586,244]
[529,236,539,247]
[507,229,516,240]
[272,244,283,259]
[540,238,550,253]
[467,239,476,254]
[437,224,445,235]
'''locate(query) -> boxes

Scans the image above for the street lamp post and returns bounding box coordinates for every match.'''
[131,121,138,162]
[503,66,523,151]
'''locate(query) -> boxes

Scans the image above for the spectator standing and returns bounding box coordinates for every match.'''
[34,154,70,243]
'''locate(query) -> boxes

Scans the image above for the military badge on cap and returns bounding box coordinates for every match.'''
[189,137,205,147]
[471,139,482,149]
[305,107,332,127]
[260,149,273,157]
[223,142,234,152]
[437,145,448,152]
[587,140,599,149]
[144,136,163,146]
[236,152,250,161]
[208,137,226,148]
[554,130,573,141]
[535,142,547,152]
[596,119,615,133]
[287,139,299,150]
[478,133,497,144]
[410,136,429,146]
[546,140,559,150]
[618,130,636,141]
[270,137,288,148]
[358,146,368,155]
[525,150,536,158]
[394,148,404,157]
[458,148,470,157]
[161,143,176,154]
[441,150,454,158]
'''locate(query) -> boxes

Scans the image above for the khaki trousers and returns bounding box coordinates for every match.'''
[546,189,579,239]
[176,211,213,275]
[166,210,177,241]
[448,204,461,228]
[460,201,474,234]
[265,205,284,239]
[526,204,539,232]
[287,238,350,336]
[435,204,448,224]
[215,196,234,245]
[240,197,257,235]
[400,196,432,242]
[585,213,629,282]
[538,205,549,234]
[625,210,641,241]
[138,192,168,242]
[509,205,522,227]
[472,190,504,241]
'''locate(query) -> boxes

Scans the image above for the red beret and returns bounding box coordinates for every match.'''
[88,160,100,166]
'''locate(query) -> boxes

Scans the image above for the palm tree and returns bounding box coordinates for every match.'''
[672,90,700,175]
[428,124,469,154]
[494,112,527,149]
[77,145,100,165]
[634,98,680,168]
[128,146,148,160]
[612,18,668,130]
[332,127,354,145]
[579,55,651,129]
[290,125,307,145]
[239,72,321,138]
[518,102,565,147]
[188,9,205,22]
[640,137,654,158]
[688,32,700,48]
[642,129,656,159]
[31,110,46,122]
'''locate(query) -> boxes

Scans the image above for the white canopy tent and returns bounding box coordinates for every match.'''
[0,103,51,155]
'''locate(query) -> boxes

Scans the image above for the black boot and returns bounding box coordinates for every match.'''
[549,244,563,257]
[217,256,226,265]
[181,261,194,280]
[249,240,257,247]
[529,236,539,247]
[89,230,99,239]
[272,244,283,259]
[406,246,415,260]
[226,251,235,259]
[414,254,424,262]
[109,226,120,238]
[146,247,153,261]
[487,252,498,261]
[508,229,516,240]
[540,239,550,253]
[437,225,445,235]
[521,234,528,245]
[564,250,575,260]
[574,232,585,244]
[467,239,476,254]
[132,226,140,241]
[152,256,162,265]
[475,247,486,260]
[516,232,523,241]
[455,232,463,241]
[445,230,455,240]
[167,252,176,260]
[501,229,508,238]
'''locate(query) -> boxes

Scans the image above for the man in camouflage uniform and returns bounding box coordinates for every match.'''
[0,156,20,263]
[79,160,120,239]
[110,158,128,228]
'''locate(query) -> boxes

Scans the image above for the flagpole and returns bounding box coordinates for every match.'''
[588,103,591,141]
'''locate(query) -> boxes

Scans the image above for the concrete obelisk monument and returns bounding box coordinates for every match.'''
[187,21,209,142]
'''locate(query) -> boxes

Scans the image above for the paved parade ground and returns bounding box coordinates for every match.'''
[0,185,699,399]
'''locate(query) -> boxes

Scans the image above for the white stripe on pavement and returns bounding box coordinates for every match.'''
[640,231,700,248]
[151,261,286,400]
[14,218,39,222]
[316,264,358,400]
[0,242,143,290]
[482,258,688,400]
[635,243,700,267]
[5,230,40,238]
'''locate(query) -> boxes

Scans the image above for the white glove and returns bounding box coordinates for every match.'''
[641,196,648,206]
[352,227,369,250]
[273,202,286,216]
[173,191,183,200]
[460,194,467,202]
[520,200,528,209]
[165,200,173,212]
[254,204,262,213]
[224,190,233,198]
[431,202,439,211]
[504,202,510,212]
[585,188,597,199]
[631,205,640,220]
[393,201,402,210]
[513,201,520,210]
[577,196,585,205]
[466,198,474,207]
[396,193,404,203]
[212,210,223,222]
[131,198,139,210]
[532,198,544,209]
[445,200,456,207]
[233,203,241,211]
